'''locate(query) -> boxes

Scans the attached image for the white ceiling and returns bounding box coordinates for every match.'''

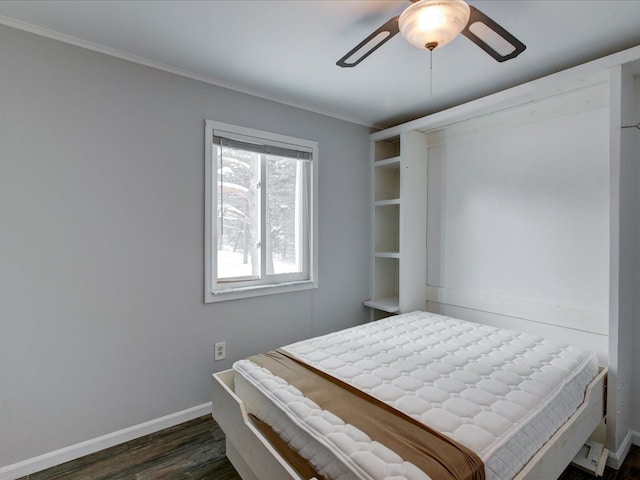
[1,0,640,128]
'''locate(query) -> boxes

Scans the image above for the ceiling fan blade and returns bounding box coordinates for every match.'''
[337,16,400,68]
[462,6,526,62]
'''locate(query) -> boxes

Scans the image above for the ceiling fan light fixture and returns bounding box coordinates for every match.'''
[398,0,471,51]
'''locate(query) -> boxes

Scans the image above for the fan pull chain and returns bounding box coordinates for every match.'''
[426,42,437,96]
[429,49,433,96]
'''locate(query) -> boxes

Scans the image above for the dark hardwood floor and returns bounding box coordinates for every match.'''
[20,416,240,480]
[20,415,640,479]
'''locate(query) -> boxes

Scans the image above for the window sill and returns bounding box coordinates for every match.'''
[205,279,317,303]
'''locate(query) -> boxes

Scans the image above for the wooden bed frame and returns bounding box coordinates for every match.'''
[211,366,607,480]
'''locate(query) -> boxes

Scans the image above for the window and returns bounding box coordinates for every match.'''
[205,120,318,302]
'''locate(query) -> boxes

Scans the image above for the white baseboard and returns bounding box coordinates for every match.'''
[607,428,640,470]
[0,402,212,480]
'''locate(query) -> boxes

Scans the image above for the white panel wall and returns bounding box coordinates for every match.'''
[425,94,610,360]
[427,107,609,314]
[0,24,370,468]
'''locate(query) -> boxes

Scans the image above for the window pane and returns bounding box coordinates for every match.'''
[216,144,260,280]
[266,155,305,275]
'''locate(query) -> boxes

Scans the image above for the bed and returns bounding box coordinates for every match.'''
[211,311,607,480]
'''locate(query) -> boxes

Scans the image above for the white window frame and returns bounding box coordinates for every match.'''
[204,120,318,303]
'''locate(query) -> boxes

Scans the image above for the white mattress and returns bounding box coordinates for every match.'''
[233,311,599,480]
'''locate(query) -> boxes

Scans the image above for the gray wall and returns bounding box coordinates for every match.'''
[0,24,371,467]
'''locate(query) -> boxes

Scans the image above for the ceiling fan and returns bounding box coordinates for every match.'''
[337,0,526,68]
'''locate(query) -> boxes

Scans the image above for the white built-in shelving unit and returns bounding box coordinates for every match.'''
[366,141,400,315]
[364,132,427,318]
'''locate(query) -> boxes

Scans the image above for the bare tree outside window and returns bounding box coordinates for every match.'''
[266,154,303,275]
[216,145,260,280]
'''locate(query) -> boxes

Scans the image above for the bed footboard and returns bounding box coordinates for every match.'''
[213,366,607,480]
[211,370,309,480]
[515,366,608,480]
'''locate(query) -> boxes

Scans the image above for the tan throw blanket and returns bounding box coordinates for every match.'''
[248,349,485,480]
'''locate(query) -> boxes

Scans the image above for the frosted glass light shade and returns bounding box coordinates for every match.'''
[399,0,471,50]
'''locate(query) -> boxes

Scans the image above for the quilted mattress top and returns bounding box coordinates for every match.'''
[277,311,599,479]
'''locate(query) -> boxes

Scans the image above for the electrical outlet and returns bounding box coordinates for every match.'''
[214,341,226,361]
